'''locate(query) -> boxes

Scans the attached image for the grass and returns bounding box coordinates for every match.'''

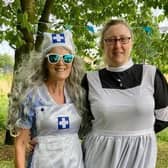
[0,94,8,129]
[0,129,14,168]
[0,73,12,126]
[156,128,168,168]
[0,73,12,128]
[0,161,14,168]
[156,141,168,168]
[157,128,168,142]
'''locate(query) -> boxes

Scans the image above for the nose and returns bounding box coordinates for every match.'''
[57,58,64,65]
[113,40,122,48]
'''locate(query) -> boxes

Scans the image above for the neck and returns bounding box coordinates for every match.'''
[45,80,65,104]
[106,59,133,72]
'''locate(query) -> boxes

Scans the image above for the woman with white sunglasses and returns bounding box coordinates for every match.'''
[9,30,85,168]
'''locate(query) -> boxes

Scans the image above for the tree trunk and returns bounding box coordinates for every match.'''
[4,0,35,145]
[4,45,32,145]
[4,0,54,145]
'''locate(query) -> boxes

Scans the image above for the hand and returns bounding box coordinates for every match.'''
[26,138,38,153]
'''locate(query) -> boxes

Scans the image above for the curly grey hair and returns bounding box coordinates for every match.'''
[7,48,86,136]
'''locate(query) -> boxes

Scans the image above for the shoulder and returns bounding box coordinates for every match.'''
[142,64,166,82]
[22,84,43,105]
[154,68,168,87]
[143,64,156,72]
[81,70,100,90]
[132,63,156,73]
[82,71,98,81]
[86,70,99,76]
[136,64,156,80]
[24,85,40,98]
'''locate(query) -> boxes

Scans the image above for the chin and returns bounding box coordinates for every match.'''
[109,59,124,67]
[56,76,68,80]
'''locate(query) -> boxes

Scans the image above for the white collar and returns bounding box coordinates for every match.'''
[106,59,134,72]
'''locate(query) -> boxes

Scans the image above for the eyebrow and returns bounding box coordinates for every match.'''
[105,35,131,38]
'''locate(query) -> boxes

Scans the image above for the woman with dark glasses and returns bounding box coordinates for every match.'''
[81,19,168,168]
[10,30,85,168]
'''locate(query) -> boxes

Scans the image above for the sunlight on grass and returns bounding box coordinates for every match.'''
[156,141,168,168]
[0,94,9,129]
[0,161,14,168]
[157,128,168,142]
[0,73,12,129]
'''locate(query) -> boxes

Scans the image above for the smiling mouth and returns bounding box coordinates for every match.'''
[55,68,66,72]
[112,52,124,56]
[113,50,123,54]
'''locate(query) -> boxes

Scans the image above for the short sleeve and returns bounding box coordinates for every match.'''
[15,91,35,129]
[154,69,168,132]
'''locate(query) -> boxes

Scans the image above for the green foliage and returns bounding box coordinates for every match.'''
[0,73,12,129]
[0,94,8,129]
[17,12,33,32]
[132,21,168,72]
[0,161,14,168]
[0,54,14,69]
[157,128,168,142]
[0,0,167,72]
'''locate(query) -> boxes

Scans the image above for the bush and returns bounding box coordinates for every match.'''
[0,73,12,129]
[0,94,8,129]
[157,128,168,142]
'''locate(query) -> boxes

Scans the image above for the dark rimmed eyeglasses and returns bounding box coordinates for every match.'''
[104,37,131,45]
[46,53,74,64]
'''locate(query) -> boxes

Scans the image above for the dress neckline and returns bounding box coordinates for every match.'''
[106,59,133,72]
[42,83,71,105]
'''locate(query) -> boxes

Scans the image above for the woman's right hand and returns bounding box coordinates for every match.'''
[26,138,37,153]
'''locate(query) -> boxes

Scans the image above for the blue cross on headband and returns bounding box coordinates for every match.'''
[58,116,70,129]
[52,33,65,44]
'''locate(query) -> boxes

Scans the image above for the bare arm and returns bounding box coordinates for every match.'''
[14,129,30,168]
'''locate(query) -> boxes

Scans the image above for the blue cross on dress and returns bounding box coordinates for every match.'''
[52,33,65,43]
[58,116,70,129]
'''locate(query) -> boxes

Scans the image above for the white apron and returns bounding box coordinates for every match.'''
[28,84,84,168]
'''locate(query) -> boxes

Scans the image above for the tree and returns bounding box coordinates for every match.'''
[0,0,167,144]
[0,0,167,69]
